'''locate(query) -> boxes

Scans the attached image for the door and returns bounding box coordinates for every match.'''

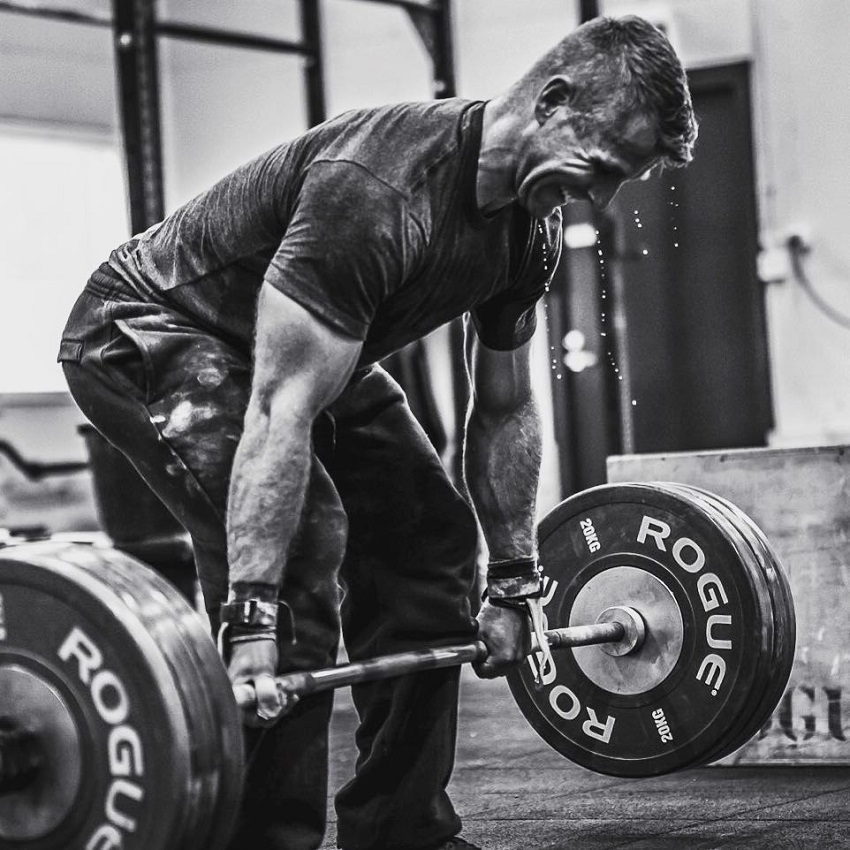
[547,62,772,493]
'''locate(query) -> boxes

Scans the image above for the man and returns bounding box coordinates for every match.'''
[59,14,696,850]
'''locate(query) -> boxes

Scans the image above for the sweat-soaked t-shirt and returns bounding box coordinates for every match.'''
[88,98,562,367]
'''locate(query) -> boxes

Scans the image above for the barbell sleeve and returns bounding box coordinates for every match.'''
[0,719,43,794]
[233,617,633,710]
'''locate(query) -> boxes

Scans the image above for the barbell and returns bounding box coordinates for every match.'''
[0,482,796,850]
[230,605,645,710]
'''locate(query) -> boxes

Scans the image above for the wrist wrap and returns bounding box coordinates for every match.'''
[486,555,543,601]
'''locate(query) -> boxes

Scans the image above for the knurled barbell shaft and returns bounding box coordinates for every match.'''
[234,618,631,710]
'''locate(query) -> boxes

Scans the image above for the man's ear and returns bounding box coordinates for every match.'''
[535,76,575,124]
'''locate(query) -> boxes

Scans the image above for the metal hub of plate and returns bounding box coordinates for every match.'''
[0,665,81,840]
[571,568,683,695]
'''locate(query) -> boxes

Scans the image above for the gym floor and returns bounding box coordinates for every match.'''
[323,669,850,850]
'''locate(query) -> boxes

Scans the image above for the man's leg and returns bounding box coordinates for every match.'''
[328,367,479,850]
[59,290,346,850]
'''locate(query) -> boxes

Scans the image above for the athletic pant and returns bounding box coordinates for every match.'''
[58,285,479,850]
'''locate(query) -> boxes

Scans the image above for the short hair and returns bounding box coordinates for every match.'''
[520,15,698,168]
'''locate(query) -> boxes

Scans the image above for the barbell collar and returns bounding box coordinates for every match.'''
[596,605,646,657]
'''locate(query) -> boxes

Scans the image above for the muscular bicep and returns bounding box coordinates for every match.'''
[250,282,363,423]
[466,316,534,415]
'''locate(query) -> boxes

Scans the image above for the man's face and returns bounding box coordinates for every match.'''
[516,94,660,218]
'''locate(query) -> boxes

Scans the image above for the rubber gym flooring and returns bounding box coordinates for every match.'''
[323,668,850,849]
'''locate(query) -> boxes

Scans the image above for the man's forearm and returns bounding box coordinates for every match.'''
[463,394,542,560]
[226,408,313,600]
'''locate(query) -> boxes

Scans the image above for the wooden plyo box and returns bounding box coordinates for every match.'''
[607,445,850,765]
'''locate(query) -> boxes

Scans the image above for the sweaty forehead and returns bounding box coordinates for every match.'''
[617,110,659,158]
[591,110,659,177]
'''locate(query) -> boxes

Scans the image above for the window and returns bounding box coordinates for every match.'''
[0,124,128,393]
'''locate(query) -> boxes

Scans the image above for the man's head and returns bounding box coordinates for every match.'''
[488,15,698,217]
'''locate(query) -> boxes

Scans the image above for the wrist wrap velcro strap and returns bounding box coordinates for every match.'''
[216,623,278,663]
[485,594,528,611]
[486,556,538,580]
[220,599,279,629]
[486,555,543,600]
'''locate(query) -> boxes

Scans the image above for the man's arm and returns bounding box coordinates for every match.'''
[228,283,362,585]
[225,282,362,721]
[463,320,541,678]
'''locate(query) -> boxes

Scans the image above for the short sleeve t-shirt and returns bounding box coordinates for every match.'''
[90,99,562,366]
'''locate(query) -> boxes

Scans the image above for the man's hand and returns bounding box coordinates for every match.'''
[473,600,532,679]
[227,638,297,727]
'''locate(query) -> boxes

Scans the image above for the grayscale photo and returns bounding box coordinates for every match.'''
[0,1,846,848]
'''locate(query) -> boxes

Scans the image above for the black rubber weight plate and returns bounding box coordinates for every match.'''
[66,543,245,850]
[0,542,244,850]
[507,483,772,777]
[0,543,193,849]
[670,486,795,763]
[650,484,781,766]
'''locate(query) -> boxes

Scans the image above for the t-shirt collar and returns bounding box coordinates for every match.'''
[459,100,502,230]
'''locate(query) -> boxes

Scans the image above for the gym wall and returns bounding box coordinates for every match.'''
[603,0,850,448]
[1,0,850,533]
